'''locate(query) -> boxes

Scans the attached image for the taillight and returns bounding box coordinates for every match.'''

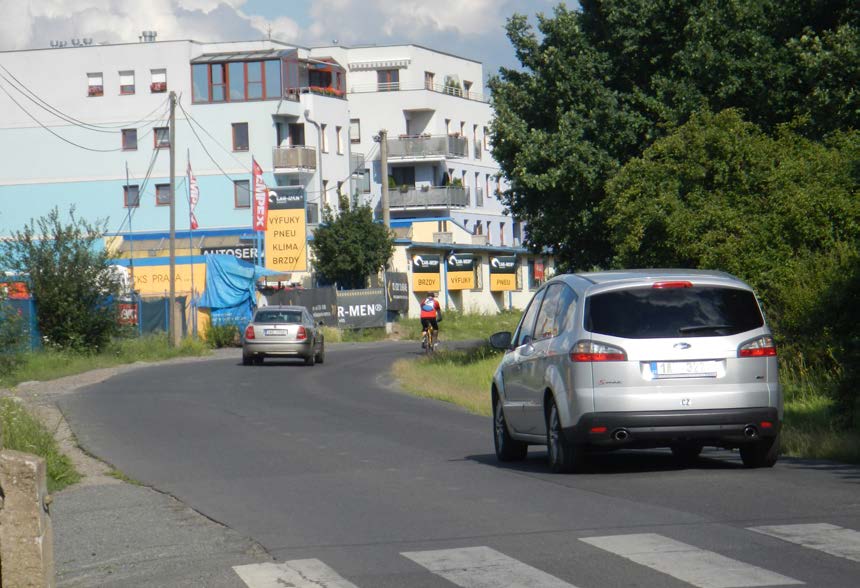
[296,326,307,340]
[244,325,255,340]
[738,336,776,357]
[571,340,627,362]
[652,281,693,289]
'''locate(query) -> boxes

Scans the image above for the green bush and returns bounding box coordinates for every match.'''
[0,292,26,376]
[205,323,240,348]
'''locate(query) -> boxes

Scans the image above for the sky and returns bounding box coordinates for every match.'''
[0,0,564,80]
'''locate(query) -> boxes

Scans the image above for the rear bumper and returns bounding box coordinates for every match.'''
[243,340,313,357]
[567,407,780,449]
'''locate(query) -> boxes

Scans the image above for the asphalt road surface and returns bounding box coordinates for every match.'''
[59,341,860,587]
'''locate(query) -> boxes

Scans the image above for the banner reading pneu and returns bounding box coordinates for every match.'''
[265,189,307,272]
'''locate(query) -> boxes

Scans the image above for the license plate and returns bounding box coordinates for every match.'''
[650,361,718,378]
[265,329,287,336]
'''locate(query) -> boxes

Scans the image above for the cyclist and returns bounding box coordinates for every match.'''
[420,292,442,349]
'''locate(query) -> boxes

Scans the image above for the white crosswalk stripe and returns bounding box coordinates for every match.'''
[233,559,360,588]
[580,533,803,588]
[749,523,860,563]
[401,546,580,588]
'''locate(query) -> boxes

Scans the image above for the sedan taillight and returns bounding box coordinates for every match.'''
[738,336,777,357]
[244,325,255,340]
[571,340,627,362]
[296,326,307,340]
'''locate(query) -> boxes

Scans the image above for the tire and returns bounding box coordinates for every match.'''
[242,354,252,366]
[253,356,264,365]
[304,351,315,366]
[547,399,584,473]
[739,433,780,468]
[315,342,325,364]
[671,443,703,464]
[494,397,528,462]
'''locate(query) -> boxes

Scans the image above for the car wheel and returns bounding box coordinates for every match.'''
[547,399,584,473]
[494,397,527,462]
[315,342,325,364]
[739,432,780,468]
[304,351,315,366]
[253,356,264,365]
[671,443,703,464]
[242,354,252,366]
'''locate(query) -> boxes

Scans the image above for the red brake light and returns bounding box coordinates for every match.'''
[296,326,307,340]
[571,341,627,362]
[760,421,774,429]
[590,426,608,434]
[739,336,777,357]
[652,281,693,289]
[244,325,255,340]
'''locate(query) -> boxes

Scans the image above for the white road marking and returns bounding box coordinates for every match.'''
[580,533,803,588]
[749,523,860,563]
[401,545,579,588]
[233,559,360,588]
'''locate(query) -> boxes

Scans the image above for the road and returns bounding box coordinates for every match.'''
[58,341,860,587]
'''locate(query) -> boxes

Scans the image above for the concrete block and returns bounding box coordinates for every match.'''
[0,449,55,588]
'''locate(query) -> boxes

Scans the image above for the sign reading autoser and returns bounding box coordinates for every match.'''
[411,254,441,292]
[490,255,518,291]
[265,190,306,272]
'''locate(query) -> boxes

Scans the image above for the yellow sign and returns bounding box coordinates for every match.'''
[131,264,206,295]
[266,209,307,272]
[447,271,475,290]
[413,273,441,292]
[490,273,517,291]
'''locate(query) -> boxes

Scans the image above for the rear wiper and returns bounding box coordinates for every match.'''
[678,324,734,334]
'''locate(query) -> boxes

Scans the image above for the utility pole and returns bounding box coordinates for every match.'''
[379,129,390,229]
[168,91,178,346]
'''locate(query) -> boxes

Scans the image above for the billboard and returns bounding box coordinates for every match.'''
[385,272,409,312]
[265,188,307,272]
[489,255,518,291]
[446,253,476,290]
[411,254,441,292]
[336,288,387,329]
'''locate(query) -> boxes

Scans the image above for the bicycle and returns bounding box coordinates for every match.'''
[421,326,438,354]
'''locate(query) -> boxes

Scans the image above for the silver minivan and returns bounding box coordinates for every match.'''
[489,270,781,472]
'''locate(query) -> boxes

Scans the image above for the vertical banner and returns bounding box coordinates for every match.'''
[411,254,441,292]
[252,158,268,231]
[490,255,518,291]
[265,187,307,272]
[446,253,476,290]
[385,271,409,312]
[188,162,200,230]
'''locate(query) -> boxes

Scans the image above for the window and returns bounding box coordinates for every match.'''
[155,184,170,206]
[123,185,140,208]
[336,126,343,154]
[377,69,399,91]
[350,118,361,143]
[483,126,489,150]
[320,124,328,153]
[322,179,329,207]
[475,172,483,206]
[246,61,263,99]
[500,222,505,246]
[192,64,209,102]
[119,71,135,95]
[234,180,251,208]
[392,167,415,186]
[425,71,435,89]
[87,72,103,97]
[464,80,472,96]
[232,122,249,151]
[513,289,545,347]
[121,129,137,151]
[228,62,245,101]
[360,169,371,193]
[528,258,546,290]
[307,202,320,224]
[150,69,167,93]
[265,60,281,98]
[445,119,451,135]
[154,127,169,148]
[535,284,564,340]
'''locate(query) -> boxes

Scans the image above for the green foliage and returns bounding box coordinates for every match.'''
[2,207,121,352]
[310,199,394,289]
[0,288,26,375]
[205,323,240,348]
[489,2,859,267]
[0,397,82,492]
[398,309,523,341]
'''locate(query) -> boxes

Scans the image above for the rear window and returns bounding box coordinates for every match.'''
[254,310,303,323]
[585,286,764,339]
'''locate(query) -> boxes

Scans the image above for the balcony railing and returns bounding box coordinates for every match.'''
[350,152,365,174]
[387,134,467,159]
[272,146,317,171]
[348,82,487,103]
[389,186,468,209]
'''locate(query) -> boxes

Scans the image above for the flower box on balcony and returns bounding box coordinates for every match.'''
[87,85,103,97]
[150,82,167,93]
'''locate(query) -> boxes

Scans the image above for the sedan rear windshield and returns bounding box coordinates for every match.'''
[585,286,764,339]
[255,310,303,323]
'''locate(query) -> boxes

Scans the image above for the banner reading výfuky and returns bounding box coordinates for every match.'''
[446,253,476,290]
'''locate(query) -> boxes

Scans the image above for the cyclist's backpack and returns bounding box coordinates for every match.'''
[421,298,436,312]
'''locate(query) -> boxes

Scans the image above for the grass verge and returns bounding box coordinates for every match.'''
[0,397,81,492]
[396,310,523,342]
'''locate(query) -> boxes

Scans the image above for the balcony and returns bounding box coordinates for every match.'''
[349,82,488,103]
[387,134,467,161]
[273,146,317,176]
[389,186,468,209]
[350,152,365,174]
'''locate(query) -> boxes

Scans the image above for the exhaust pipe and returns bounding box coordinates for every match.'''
[743,425,758,439]
[612,428,629,442]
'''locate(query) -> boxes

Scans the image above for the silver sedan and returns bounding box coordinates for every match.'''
[241,305,325,366]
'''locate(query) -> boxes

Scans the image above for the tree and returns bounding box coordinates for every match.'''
[488,1,859,268]
[0,286,25,374]
[310,198,394,289]
[2,207,122,351]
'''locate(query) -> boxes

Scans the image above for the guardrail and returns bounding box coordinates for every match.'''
[389,186,469,208]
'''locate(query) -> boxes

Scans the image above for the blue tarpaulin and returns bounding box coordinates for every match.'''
[198,255,277,325]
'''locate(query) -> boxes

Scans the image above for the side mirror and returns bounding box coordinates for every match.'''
[489,331,513,350]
